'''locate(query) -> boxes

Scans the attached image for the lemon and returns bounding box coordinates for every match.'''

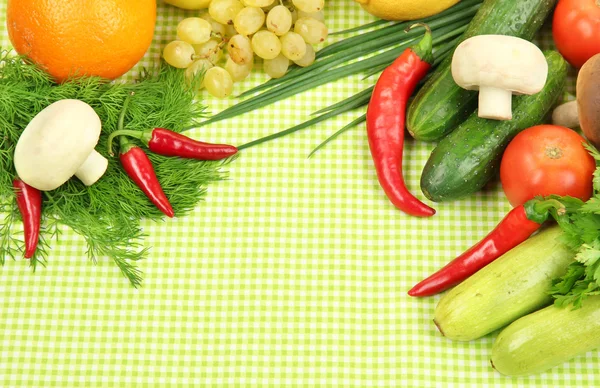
[164,0,212,10]
[355,0,460,21]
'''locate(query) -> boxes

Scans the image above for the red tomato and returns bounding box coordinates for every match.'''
[553,0,600,68]
[500,125,596,207]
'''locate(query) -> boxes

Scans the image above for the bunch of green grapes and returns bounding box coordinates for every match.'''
[162,0,327,99]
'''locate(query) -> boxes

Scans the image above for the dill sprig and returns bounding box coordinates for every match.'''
[0,52,232,287]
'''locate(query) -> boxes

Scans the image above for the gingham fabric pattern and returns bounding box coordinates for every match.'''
[0,1,593,387]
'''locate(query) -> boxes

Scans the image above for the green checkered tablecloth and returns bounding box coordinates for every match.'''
[0,1,594,386]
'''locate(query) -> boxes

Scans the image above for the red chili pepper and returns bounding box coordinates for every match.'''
[115,93,174,218]
[119,139,174,218]
[13,178,42,259]
[366,24,435,217]
[107,128,238,160]
[408,199,565,297]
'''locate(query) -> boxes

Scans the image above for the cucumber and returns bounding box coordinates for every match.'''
[491,296,600,376]
[434,226,574,342]
[407,0,557,142]
[420,51,568,203]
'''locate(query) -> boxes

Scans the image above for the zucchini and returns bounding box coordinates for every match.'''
[407,0,557,142]
[420,51,567,203]
[434,226,574,342]
[491,296,600,376]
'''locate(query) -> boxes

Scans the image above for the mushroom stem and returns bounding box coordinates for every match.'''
[478,86,513,120]
[552,100,579,128]
[75,150,108,186]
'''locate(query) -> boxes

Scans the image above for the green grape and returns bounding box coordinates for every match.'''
[279,32,306,61]
[261,2,278,12]
[297,9,324,22]
[242,0,274,7]
[251,30,281,60]
[224,56,253,81]
[209,0,245,25]
[224,23,238,38]
[292,0,323,13]
[266,5,292,36]
[234,7,265,36]
[204,66,234,98]
[293,43,315,67]
[185,59,214,89]
[177,17,213,45]
[193,39,224,65]
[163,40,196,68]
[199,12,227,36]
[263,54,290,78]
[227,34,254,65]
[294,17,328,44]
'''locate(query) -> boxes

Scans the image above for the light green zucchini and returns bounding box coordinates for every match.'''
[434,226,574,341]
[491,295,600,376]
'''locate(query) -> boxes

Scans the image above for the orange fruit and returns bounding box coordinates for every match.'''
[7,0,157,83]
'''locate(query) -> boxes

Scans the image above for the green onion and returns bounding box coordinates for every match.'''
[329,19,391,36]
[311,86,374,116]
[307,114,367,158]
[317,0,480,59]
[237,86,371,151]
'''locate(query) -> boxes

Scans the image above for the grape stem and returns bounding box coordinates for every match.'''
[210,31,224,41]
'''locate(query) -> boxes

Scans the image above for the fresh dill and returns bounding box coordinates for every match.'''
[0,52,233,287]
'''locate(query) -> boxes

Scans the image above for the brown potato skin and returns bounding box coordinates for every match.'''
[577,54,600,148]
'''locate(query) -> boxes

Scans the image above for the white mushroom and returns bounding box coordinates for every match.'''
[14,99,108,191]
[451,35,548,121]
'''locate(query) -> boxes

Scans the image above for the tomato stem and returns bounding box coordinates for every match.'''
[545,145,564,159]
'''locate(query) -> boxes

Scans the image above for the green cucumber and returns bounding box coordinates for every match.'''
[491,295,600,376]
[407,0,557,142]
[420,51,568,203]
[434,226,574,342]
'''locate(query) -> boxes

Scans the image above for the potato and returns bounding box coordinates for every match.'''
[577,54,600,149]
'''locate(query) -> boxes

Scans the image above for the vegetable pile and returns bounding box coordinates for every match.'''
[384,0,600,377]
[5,0,600,380]
[0,54,233,287]
[187,0,600,378]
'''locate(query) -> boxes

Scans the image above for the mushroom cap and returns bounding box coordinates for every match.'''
[451,35,548,95]
[14,99,102,191]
